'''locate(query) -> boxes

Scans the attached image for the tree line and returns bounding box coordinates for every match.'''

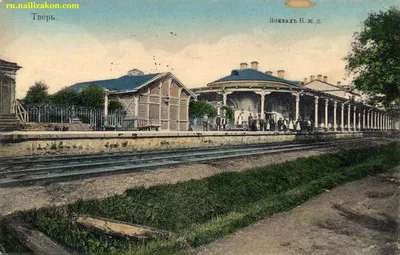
[23,81,123,112]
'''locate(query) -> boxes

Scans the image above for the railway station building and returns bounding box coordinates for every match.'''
[70,70,196,131]
[0,59,22,131]
[192,61,394,131]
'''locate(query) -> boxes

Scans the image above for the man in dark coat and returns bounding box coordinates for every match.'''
[216,115,221,131]
[248,113,253,131]
[270,118,275,131]
[277,118,283,131]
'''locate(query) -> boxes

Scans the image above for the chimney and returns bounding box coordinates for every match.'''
[317,74,322,81]
[310,75,315,81]
[277,70,285,79]
[240,62,248,69]
[303,78,308,84]
[337,81,341,86]
[265,71,273,75]
[323,76,328,83]
[251,61,259,70]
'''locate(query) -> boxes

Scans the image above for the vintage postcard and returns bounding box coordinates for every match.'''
[0,0,399,254]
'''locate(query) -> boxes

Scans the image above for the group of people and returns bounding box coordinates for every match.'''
[202,114,228,131]
[201,112,318,133]
[238,113,316,132]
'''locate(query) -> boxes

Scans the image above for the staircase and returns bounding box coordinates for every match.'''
[0,114,19,131]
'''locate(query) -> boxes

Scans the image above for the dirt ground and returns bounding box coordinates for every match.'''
[196,169,400,255]
[0,138,395,217]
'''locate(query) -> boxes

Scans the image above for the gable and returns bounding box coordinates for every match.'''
[305,81,348,99]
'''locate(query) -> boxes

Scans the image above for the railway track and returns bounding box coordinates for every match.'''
[0,137,382,188]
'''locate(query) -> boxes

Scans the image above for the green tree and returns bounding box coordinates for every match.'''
[50,87,82,106]
[23,81,50,104]
[108,99,124,112]
[345,7,400,109]
[221,106,234,120]
[189,100,217,118]
[80,85,105,109]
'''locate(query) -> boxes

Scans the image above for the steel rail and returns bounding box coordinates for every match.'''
[0,137,383,188]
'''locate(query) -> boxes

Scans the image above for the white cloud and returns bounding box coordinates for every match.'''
[1,28,352,98]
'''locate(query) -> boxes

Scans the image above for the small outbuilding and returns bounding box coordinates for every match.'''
[70,70,196,131]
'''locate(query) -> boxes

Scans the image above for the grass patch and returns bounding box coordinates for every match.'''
[4,142,399,254]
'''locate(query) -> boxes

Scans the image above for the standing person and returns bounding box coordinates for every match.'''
[270,118,275,131]
[266,118,270,131]
[289,118,295,132]
[203,114,209,131]
[221,115,227,131]
[259,114,265,131]
[216,115,221,131]
[248,113,253,131]
[296,119,301,132]
[278,118,283,131]
[254,115,259,131]
[237,112,243,127]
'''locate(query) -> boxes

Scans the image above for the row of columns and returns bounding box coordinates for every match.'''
[313,95,393,131]
[220,90,395,131]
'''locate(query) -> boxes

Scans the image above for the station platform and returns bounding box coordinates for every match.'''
[0,130,394,158]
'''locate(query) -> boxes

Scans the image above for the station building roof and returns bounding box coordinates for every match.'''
[209,68,301,87]
[69,73,162,92]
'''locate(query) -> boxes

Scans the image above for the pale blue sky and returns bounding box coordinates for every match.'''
[2,0,398,50]
[0,0,399,97]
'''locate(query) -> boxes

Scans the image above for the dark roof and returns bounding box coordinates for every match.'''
[0,59,22,70]
[69,73,161,92]
[211,69,300,86]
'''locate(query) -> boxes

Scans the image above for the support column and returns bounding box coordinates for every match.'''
[222,91,233,107]
[104,89,109,116]
[358,110,361,130]
[367,110,370,130]
[371,111,374,130]
[378,113,381,130]
[376,112,379,130]
[314,96,319,128]
[347,104,351,132]
[387,115,389,130]
[363,109,366,130]
[261,94,265,119]
[256,91,270,119]
[333,101,337,132]
[341,103,344,132]
[383,114,387,131]
[295,93,300,121]
[324,98,329,130]
[353,105,357,132]
[375,111,378,130]
[223,93,228,106]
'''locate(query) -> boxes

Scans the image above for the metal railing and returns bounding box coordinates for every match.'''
[23,103,129,130]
